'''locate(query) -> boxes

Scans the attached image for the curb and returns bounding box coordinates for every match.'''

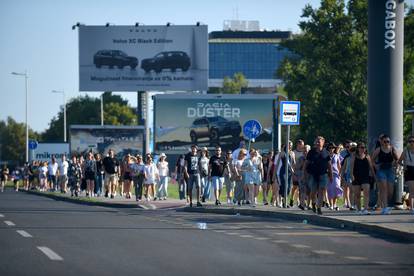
[181,206,414,243]
[20,189,142,209]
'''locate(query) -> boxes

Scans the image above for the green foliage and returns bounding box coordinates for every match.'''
[42,92,136,142]
[0,117,39,165]
[221,72,248,94]
[278,0,369,144]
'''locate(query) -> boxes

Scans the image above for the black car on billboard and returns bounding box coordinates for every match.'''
[189,116,241,143]
[93,50,138,69]
[141,51,191,73]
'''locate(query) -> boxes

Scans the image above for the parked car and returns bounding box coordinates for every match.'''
[141,51,191,73]
[93,50,138,69]
[189,116,241,143]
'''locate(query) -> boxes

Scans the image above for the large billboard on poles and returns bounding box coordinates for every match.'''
[78,25,208,91]
[69,125,144,158]
[153,94,276,154]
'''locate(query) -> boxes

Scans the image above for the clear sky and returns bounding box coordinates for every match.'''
[0,0,412,133]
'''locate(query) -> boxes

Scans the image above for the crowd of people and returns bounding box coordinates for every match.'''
[1,134,413,216]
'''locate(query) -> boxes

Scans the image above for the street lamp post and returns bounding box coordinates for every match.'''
[52,90,67,142]
[11,71,29,163]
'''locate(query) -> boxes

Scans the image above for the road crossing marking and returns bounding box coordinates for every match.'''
[291,244,310,249]
[344,256,368,261]
[239,234,254,238]
[372,261,394,265]
[37,246,63,261]
[225,232,239,235]
[138,204,149,210]
[0,214,4,218]
[272,240,288,244]
[16,230,32,238]
[254,237,270,241]
[213,230,226,233]
[4,221,15,226]
[313,250,335,255]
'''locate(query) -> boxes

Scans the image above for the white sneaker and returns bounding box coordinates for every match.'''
[227,199,231,204]
[254,197,258,205]
[360,209,370,215]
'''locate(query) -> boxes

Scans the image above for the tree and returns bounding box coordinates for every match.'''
[221,72,249,94]
[42,93,136,142]
[0,117,39,165]
[278,0,368,143]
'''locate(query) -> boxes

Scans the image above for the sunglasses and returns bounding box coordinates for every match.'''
[383,140,390,144]
[359,146,365,149]
[409,140,414,143]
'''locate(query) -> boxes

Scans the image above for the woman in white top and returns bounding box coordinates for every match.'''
[156,153,169,200]
[398,135,414,214]
[250,149,264,206]
[234,149,247,206]
[39,161,48,192]
[199,148,210,202]
[144,155,159,201]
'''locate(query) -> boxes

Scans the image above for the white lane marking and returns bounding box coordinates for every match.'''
[225,232,239,235]
[291,244,310,249]
[148,204,157,210]
[16,230,32,238]
[37,246,63,261]
[272,240,288,244]
[372,261,394,265]
[0,214,4,217]
[214,230,226,233]
[239,234,254,238]
[313,250,335,255]
[254,237,270,241]
[4,221,15,226]
[344,256,368,261]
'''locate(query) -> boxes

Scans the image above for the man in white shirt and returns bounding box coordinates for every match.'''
[48,156,59,191]
[58,155,69,193]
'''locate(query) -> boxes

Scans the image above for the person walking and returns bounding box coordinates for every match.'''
[209,146,227,206]
[131,155,145,202]
[48,156,59,191]
[94,153,104,196]
[39,161,48,192]
[371,135,399,214]
[58,155,69,193]
[340,140,353,209]
[143,155,159,201]
[398,136,414,214]
[234,149,247,206]
[291,140,305,206]
[174,154,187,201]
[1,165,9,192]
[184,145,202,207]
[275,142,295,208]
[84,152,97,197]
[250,149,264,206]
[327,143,343,211]
[122,154,135,199]
[199,147,210,202]
[262,151,274,206]
[68,155,82,197]
[350,142,376,214]
[224,150,236,204]
[156,153,169,200]
[303,136,333,215]
[102,149,120,199]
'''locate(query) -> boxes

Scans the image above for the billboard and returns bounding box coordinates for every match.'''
[79,25,208,91]
[69,125,144,158]
[30,143,70,162]
[154,94,276,154]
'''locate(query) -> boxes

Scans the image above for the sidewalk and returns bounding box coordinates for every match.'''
[20,189,414,242]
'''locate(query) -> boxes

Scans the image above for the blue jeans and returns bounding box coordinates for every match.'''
[95,174,103,195]
[157,176,168,198]
[201,176,211,200]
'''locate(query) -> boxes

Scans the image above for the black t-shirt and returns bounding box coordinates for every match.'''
[185,153,199,175]
[306,148,330,176]
[209,155,227,177]
[102,156,119,174]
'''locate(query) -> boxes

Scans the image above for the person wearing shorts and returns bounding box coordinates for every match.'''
[185,145,202,207]
[304,136,333,215]
[209,146,227,206]
[398,136,414,214]
[103,149,120,199]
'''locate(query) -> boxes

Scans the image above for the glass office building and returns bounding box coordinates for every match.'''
[208,31,292,88]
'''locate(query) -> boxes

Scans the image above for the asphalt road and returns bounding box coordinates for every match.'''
[1,189,413,276]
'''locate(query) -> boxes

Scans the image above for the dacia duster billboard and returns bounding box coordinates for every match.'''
[78,25,208,91]
[154,94,276,154]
